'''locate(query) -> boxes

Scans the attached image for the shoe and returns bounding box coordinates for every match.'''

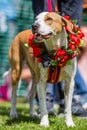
[58,102,87,117]
[58,104,65,114]
[71,96,87,117]
[72,102,87,117]
[48,109,56,116]
[57,104,65,117]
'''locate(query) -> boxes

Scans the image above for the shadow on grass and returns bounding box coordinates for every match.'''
[0,106,10,116]
[5,115,40,126]
[0,105,28,116]
[0,105,40,126]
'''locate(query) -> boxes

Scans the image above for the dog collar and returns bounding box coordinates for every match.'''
[27,25,84,68]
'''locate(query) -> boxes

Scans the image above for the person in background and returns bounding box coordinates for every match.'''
[0,0,34,100]
[32,0,57,17]
[72,26,87,116]
[57,0,84,26]
[54,0,87,116]
[0,64,32,102]
[0,0,17,85]
[32,0,44,18]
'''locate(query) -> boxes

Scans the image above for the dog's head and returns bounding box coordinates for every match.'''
[32,12,73,42]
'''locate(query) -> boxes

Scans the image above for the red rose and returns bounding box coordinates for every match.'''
[77,33,84,39]
[74,26,80,32]
[76,38,80,45]
[60,55,69,63]
[63,16,70,20]
[68,43,76,50]
[28,40,37,48]
[38,58,42,62]
[77,27,84,34]
[77,28,84,37]
[70,34,80,45]
[71,53,77,58]
[29,34,35,41]
[64,26,69,32]
[56,49,67,57]
[28,34,36,48]
[33,47,41,57]
[70,34,77,42]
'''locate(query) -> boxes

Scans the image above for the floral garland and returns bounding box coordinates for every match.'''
[26,16,84,67]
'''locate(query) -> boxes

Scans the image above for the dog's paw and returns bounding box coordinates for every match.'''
[40,114,49,127]
[30,111,38,117]
[65,119,75,127]
[10,110,18,118]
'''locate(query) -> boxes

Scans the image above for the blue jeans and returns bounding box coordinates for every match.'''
[46,81,64,111]
[74,67,87,95]
[74,66,87,105]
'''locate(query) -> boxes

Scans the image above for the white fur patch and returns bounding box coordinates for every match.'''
[40,114,49,127]
[35,12,54,35]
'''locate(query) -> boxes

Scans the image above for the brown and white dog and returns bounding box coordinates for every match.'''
[9,12,76,127]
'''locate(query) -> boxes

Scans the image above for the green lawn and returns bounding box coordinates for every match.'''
[0,101,87,130]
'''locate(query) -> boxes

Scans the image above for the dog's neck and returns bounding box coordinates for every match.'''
[44,28,67,51]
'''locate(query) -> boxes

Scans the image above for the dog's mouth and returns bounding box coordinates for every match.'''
[32,23,53,41]
[33,32,53,41]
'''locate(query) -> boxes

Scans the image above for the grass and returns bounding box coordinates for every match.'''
[0,101,87,130]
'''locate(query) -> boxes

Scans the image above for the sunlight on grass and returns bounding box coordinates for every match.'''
[0,101,87,130]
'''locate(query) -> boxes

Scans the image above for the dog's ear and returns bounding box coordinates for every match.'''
[61,17,74,33]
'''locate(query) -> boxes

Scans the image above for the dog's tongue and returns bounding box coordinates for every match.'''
[34,32,51,40]
[44,34,51,39]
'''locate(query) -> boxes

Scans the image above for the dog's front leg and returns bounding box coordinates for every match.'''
[64,59,76,127]
[37,82,49,127]
[64,77,75,127]
[37,65,49,127]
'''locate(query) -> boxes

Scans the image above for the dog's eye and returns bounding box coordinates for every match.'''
[47,17,53,21]
[35,17,38,21]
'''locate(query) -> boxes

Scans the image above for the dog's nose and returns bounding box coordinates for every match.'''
[32,23,39,30]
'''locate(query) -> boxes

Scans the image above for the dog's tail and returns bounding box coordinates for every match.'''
[2,69,11,78]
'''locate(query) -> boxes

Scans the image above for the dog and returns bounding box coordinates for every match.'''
[9,12,77,127]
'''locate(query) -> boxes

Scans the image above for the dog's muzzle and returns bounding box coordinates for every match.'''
[32,23,43,41]
[32,23,52,41]
[32,23,40,34]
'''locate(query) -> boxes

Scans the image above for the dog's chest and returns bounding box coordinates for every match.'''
[44,30,67,51]
[59,58,76,82]
[44,39,56,50]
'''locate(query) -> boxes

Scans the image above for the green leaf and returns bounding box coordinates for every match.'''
[50,60,58,66]
[66,60,71,65]
[67,49,73,54]
[53,52,56,56]
[24,43,29,48]
[80,39,84,46]
[61,46,65,49]
[58,57,61,61]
